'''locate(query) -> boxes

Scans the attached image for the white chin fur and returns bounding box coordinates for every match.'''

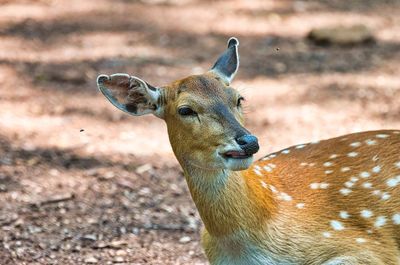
[224,156,253,171]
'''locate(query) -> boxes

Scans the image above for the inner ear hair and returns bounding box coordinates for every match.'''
[97,73,163,117]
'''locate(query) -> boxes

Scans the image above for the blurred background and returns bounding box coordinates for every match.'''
[0,0,399,264]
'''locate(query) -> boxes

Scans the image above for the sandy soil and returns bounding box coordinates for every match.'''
[0,0,399,264]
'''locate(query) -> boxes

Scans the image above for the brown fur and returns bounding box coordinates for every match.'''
[163,75,400,264]
[99,71,400,264]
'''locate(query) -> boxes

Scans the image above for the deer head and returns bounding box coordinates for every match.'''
[97,38,259,171]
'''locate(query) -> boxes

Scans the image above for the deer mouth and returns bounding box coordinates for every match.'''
[222,150,252,159]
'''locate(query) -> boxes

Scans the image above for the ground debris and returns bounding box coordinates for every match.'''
[308,25,375,46]
[29,193,75,207]
[84,256,99,264]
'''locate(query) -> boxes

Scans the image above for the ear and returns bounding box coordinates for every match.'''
[97,73,164,118]
[210,37,239,85]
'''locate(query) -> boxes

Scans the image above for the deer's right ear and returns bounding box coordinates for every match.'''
[97,73,164,118]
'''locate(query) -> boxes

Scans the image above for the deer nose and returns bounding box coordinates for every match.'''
[235,134,259,155]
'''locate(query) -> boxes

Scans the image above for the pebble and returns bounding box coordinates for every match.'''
[179,236,191,243]
[113,256,125,263]
[115,250,127,256]
[136,164,153,174]
[84,256,98,264]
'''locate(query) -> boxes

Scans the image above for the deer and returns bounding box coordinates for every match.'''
[97,37,400,265]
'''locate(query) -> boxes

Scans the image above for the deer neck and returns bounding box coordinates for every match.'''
[181,162,276,237]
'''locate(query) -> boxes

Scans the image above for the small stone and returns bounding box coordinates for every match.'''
[103,171,115,179]
[82,234,97,241]
[113,256,124,263]
[84,256,98,263]
[115,250,127,256]
[132,227,140,235]
[135,164,153,174]
[110,240,128,248]
[179,236,191,243]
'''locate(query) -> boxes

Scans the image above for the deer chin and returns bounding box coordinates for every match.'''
[222,154,253,171]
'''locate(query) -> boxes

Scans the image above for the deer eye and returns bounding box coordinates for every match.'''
[237,96,245,107]
[178,106,197,116]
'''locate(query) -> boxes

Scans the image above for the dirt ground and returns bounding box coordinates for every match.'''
[0,0,399,264]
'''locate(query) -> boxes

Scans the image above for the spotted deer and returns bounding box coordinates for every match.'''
[97,38,400,265]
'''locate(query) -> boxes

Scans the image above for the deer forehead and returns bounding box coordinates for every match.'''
[167,74,236,104]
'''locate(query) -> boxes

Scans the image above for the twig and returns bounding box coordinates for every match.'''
[30,193,75,207]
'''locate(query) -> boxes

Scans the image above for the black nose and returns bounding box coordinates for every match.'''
[235,134,259,155]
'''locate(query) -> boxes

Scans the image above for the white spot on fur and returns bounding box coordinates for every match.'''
[310,182,329,189]
[361,210,373,218]
[279,192,292,201]
[362,182,373,189]
[339,211,350,219]
[374,216,387,228]
[329,154,338,159]
[300,162,308,166]
[296,203,305,209]
[262,154,276,161]
[347,152,358,157]
[263,166,273,172]
[350,142,361,147]
[325,170,333,174]
[269,185,278,193]
[372,166,381,173]
[393,213,400,225]
[281,149,290,154]
[372,155,379,161]
[340,188,352,195]
[320,183,330,189]
[350,176,359,182]
[254,169,262,176]
[341,167,351,172]
[386,178,399,187]
[295,144,306,149]
[355,238,366,243]
[376,134,389,138]
[323,162,333,167]
[381,192,391,200]
[395,161,400,169]
[322,232,331,238]
[344,181,354,188]
[365,139,376,145]
[260,180,268,189]
[360,172,370,178]
[372,190,381,196]
[330,220,345,230]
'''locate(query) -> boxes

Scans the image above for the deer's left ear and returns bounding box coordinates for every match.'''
[210,37,239,85]
[97,73,164,118]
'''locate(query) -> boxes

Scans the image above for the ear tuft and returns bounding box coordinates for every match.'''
[97,74,110,85]
[227,37,239,48]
